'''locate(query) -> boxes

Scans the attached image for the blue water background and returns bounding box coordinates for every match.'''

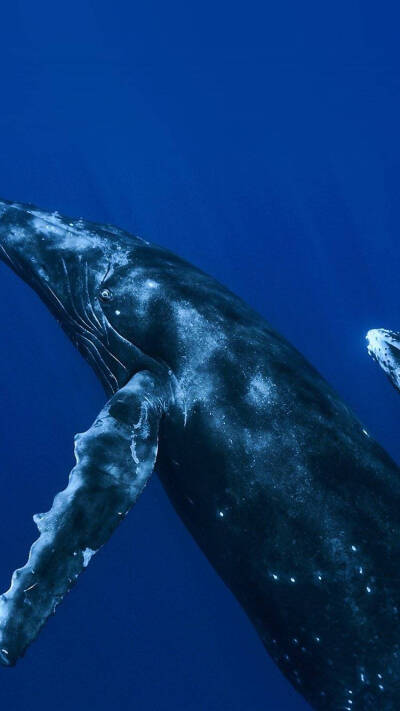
[0,3,399,710]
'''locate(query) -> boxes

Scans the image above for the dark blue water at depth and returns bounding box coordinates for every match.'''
[0,3,399,710]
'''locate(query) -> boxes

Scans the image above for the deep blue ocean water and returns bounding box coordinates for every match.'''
[0,2,399,710]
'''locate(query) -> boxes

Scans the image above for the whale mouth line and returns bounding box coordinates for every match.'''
[0,240,131,396]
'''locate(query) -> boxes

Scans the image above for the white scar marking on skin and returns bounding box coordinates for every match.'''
[30,215,131,269]
[247,374,275,407]
[174,303,228,413]
[130,401,151,464]
[82,548,97,568]
[23,583,39,593]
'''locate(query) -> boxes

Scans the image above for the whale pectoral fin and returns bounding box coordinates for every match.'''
[0,369,170,666]
[367,329,400,393]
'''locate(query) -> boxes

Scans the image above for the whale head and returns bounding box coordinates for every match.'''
[366,328,400,393]
[0,199,149,395]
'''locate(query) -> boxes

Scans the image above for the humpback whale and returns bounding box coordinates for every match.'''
[0,198,399,711]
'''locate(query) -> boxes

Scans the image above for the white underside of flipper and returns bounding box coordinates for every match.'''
[367,328,400,393]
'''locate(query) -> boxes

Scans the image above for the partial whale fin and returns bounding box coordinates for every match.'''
[0,369,171,666]
[366,328,400,393]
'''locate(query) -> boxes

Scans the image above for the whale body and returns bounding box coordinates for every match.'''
[0,199,399,711]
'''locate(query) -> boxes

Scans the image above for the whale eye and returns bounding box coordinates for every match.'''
[99,287,113,302]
